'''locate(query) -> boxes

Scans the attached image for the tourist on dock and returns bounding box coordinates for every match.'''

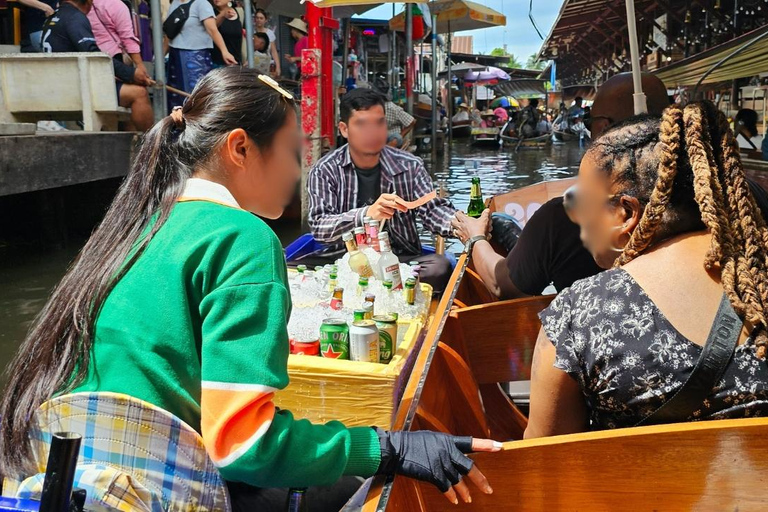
[41,0,154,131]
[734,108,764,154]
[374,79,416,148]
[526,102,768,436]
[17,0,57,52]
[164,0,237,111]
[451,72,671,300]
[210,0,242,66]
[284,17,308,80]
[87,0,152,86]
[0,68,499,509]
[254,8,280,77]
[308,88,458,293]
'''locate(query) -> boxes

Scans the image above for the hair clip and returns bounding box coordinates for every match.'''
[258,75,294,100]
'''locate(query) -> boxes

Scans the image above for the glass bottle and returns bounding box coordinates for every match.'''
[377,232,403,290]
[467,176,485,218]
[342,231,374,278]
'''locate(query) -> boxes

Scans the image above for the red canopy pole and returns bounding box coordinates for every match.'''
[320,8,338,147]
[302,3,322,229]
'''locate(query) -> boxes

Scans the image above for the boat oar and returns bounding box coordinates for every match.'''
[515,135,524,153]
[165,85,192,98]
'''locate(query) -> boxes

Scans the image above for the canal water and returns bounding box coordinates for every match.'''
[0,140,584,383]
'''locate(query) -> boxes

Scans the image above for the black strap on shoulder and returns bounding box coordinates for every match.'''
[635,294,742,427]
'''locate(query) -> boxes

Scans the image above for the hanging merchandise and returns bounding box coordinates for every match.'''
[411,4,425,40]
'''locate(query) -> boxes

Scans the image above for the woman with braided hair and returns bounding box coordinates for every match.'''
[525,101,768,436]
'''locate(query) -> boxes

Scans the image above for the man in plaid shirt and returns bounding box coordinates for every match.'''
[308,88,458,292]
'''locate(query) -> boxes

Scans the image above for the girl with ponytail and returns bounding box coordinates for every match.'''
[0,67,498,509]
[526,101,768,437]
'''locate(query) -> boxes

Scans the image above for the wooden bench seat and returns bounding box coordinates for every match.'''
[0,53,130,131]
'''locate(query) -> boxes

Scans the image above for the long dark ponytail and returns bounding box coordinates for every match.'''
[0,67,296,476]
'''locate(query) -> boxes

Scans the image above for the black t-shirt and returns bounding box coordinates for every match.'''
[42,3,134,83]
[506,196,602,295]
[212,11,242,65]
[355,163,381,208]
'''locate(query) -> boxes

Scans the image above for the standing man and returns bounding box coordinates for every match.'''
[308,88,456,292]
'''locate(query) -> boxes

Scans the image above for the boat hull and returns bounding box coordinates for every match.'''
[500,133,552,149]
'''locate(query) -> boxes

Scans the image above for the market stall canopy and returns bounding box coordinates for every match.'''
[655,25,768,87]
[464,66,510,83]
[436,61,487,78]
[390,0,506,34]
[492,79,548,98]
[260,0,414,18]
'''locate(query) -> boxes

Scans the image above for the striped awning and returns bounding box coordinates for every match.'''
[491,79,548,98]
[655,25,768,87]
[390,0,505,34]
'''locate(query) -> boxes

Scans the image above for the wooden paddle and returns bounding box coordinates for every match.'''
[165,85,192,98]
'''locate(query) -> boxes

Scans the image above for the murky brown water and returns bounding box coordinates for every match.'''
[0,140,585,385]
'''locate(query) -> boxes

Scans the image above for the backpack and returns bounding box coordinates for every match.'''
[162,0,196,40]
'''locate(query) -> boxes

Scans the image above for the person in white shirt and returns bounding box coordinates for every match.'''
[254,8,280,77]
[452,103,469,123]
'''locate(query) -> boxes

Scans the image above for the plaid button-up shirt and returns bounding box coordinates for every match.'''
[308,144,456,256]
[385,102,415,138]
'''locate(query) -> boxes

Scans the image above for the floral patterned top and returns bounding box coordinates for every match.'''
[539,268,768,430]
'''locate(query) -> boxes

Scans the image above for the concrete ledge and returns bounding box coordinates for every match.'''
[0,132,138,197]
[0,123,36,136]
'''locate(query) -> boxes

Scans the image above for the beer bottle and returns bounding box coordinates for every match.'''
[467,177,485,218]
[342,231,374,277]
[404,278,416,305]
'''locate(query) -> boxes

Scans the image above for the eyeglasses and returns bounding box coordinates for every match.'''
[583,114,614,132]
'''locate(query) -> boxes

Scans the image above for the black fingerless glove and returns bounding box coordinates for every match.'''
[374,428,475,493]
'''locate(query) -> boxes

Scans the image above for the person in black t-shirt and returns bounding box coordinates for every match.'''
[211,0,243,66]
[41,0,153,131]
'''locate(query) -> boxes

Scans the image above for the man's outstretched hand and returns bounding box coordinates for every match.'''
[367,193,408,221]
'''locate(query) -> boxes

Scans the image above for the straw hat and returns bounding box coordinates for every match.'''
[286,18,308,35]
[459,103,469,109]
[481,109,495,116]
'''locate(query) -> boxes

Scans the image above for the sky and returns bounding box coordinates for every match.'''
[355,1,563,64]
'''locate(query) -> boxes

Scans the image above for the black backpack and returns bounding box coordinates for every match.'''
[162,0,197,40]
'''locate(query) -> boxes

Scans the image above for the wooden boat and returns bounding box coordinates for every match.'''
[344,176,768,510]
[470,127,500,147]
[500,132,552,149]
[553,129,579,142]
[451,120,473,138]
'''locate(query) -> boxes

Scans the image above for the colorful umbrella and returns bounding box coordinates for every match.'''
[491,96,520,108]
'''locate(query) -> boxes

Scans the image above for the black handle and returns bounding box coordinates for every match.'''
[39,432,82,512]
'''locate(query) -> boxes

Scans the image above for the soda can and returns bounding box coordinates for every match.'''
[373,314,397,364]
[320,318,349,360]
[349,320,380,363]
[353,309,365,322]
[290,336,320,356]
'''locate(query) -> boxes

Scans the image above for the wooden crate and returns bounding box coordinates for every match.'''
[275,284,432,429]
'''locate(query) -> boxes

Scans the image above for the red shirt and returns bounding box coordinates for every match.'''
[294,35,308,57]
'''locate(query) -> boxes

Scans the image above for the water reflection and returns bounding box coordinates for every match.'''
[423,140,585,252]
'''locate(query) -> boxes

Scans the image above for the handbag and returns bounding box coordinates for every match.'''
[635,293,742,426]
[162,0,197,40]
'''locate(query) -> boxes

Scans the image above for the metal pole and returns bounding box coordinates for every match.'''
[342,19,350,87]
[150,0,167,119]
[388,29,393,92]
[431,14,437,163]
[405,4,413,114]
[39,432,81,512]
[624,0,648,115]
[243,0,254,68]
[447,26,452,145]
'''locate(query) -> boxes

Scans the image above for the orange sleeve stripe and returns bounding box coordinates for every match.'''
[200,387,276,466]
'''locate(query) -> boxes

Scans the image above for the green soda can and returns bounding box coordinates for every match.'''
[319,318,349,360]
[373,314,397,364]
[404,278,416,305]
[353,309,366,322]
